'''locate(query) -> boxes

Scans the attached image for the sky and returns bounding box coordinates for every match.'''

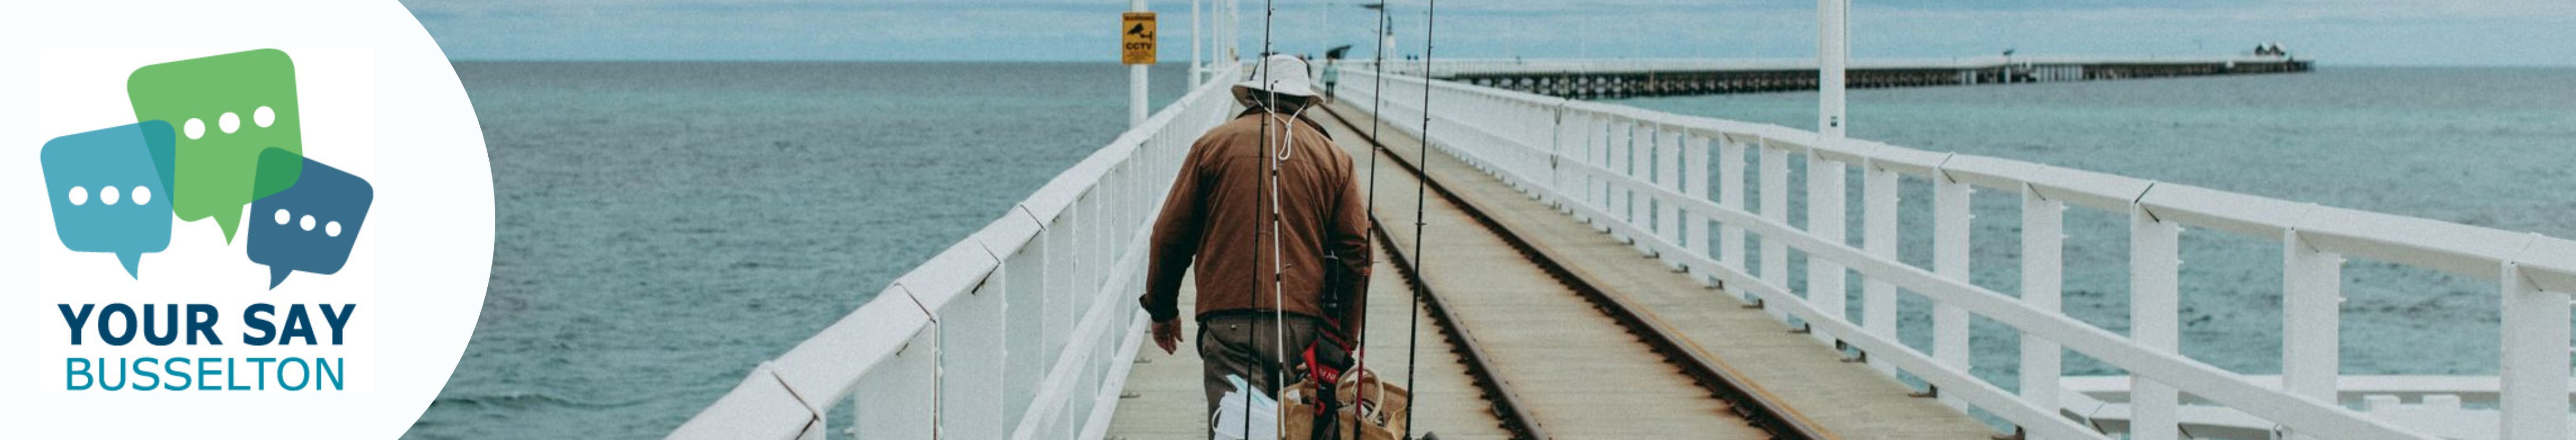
[402,0,2576,66]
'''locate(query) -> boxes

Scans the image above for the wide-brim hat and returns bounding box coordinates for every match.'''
[1233,54,1316,107]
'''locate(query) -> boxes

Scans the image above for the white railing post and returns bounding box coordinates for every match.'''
[854,327,939,440]
[1610,118,1634,241]
[1548,105,1567,210]
[1045,211,1077,375]
[2129,204,2182,440]
[2019,185,2064,437]
[1684,133,1714,286]
[1658,125,1685,267]
[1931,171,1973,409]
[1719,134,1750,299]
[1861,160,1900,377]
[943,276,1009,439]
[2281,229,2342,440]
[1002,229,1049,430]
[2498,263,2571,440]
[1579,113,1603,222]
[1760,139,1791,322]
[1629,123,1655,254]
[1807,153,1848,343]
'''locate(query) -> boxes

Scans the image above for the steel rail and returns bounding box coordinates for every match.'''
[1323,104,1831,440]
[1369,217,1551,440]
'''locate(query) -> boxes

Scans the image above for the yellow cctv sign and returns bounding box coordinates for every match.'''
[1122,12,1156,64]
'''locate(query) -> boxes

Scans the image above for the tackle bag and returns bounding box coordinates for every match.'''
[1279,367,1409,440]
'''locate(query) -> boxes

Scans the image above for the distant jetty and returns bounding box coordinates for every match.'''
[1354,56,2313,98]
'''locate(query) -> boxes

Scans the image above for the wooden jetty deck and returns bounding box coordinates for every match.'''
[1102,256,1513,440]
[1101,101,2001,439]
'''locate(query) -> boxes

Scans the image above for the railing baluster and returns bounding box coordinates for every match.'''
[1931,171,1973,409]
[1631,123,1657,254]
[2129,204,2182,440]
[2280,229,2341,440]
[854,327,938,440]
[1002,231,1048,430]
[1049,210,1078,370]
[1658,125,1684,267]
[2019,185,2065,437]
[1807,153,1847,343]
[2498,263,2571,440]
[1760,138,1790,322]
[1718,134,1749,303]
[1862,160,1901,377]
[1610,118,1634,240]
[1547,105,1566,209]
[1580,113,1604,222]
[1684,133,1713,286]
[945,271,1009,439]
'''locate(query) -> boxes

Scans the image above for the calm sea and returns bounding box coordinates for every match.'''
[408,62,1188,439]
[408,64,2576,438]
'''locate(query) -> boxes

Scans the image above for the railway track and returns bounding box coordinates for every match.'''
[1320,103,1833,440]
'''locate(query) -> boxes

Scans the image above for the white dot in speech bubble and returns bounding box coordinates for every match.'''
[301,214,315,231]
[275,208,292,225]
[184,118,205,139]
[68,186,87,205]
[100,186,119,205]
[132,186,151,205]
[255,106,276,128]
[220,112,240,134]
[327,221,342,237]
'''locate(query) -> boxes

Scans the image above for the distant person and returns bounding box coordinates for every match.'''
[1138,53,1373,416]
[1322,58,1342,99]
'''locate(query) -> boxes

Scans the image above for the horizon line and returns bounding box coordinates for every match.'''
[440,58,2576,69]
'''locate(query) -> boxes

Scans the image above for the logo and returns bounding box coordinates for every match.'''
[35,48,377,396]
[10,3,492,436]
[40,49,374,289]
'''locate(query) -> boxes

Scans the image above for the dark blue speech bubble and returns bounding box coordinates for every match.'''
[246,148,371,289]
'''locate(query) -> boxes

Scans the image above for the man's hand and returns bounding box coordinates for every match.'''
[1151,319,1184,355]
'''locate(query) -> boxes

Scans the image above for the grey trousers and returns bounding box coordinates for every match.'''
[1198,312,1321,416]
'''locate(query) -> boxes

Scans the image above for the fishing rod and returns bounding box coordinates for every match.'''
[1226,0,1267,437]
[1350,4,1390,440]
[1401,0,1434,438]
[1240,0,1271,438]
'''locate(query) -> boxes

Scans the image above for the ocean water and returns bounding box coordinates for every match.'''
[1610,68,2576,394]
[411,64,2574,439]
[407,62,1188,439]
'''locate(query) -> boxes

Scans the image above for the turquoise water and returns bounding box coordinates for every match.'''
[412,64,2574,438]
[1611,68,2576,394]
[408,62,1187,439]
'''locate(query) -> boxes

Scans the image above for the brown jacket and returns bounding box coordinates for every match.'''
[1141,108,1372,329]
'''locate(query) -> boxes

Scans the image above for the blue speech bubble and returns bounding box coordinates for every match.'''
[246,148,371,289]
[40,121,179,278]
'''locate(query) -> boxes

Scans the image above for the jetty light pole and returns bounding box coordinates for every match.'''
[1818,0,1848,139]
[1192,0,1202,87]
[1130,0,1150,127]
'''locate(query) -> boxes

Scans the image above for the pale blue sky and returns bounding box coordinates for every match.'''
[403,1,2576,66]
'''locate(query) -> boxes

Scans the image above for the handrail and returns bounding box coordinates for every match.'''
[1335,68,2572,440]
[665,62,1243,440]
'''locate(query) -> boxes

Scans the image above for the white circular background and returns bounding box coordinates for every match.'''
[0,2,492,438]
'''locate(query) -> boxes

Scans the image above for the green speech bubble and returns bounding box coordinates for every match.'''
[128,49,303,242]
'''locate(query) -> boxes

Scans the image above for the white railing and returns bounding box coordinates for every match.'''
[1337,68,2573,440]
[665,62,1241,440]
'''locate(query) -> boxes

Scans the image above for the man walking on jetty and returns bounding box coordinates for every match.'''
[1138,53,1374,416]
